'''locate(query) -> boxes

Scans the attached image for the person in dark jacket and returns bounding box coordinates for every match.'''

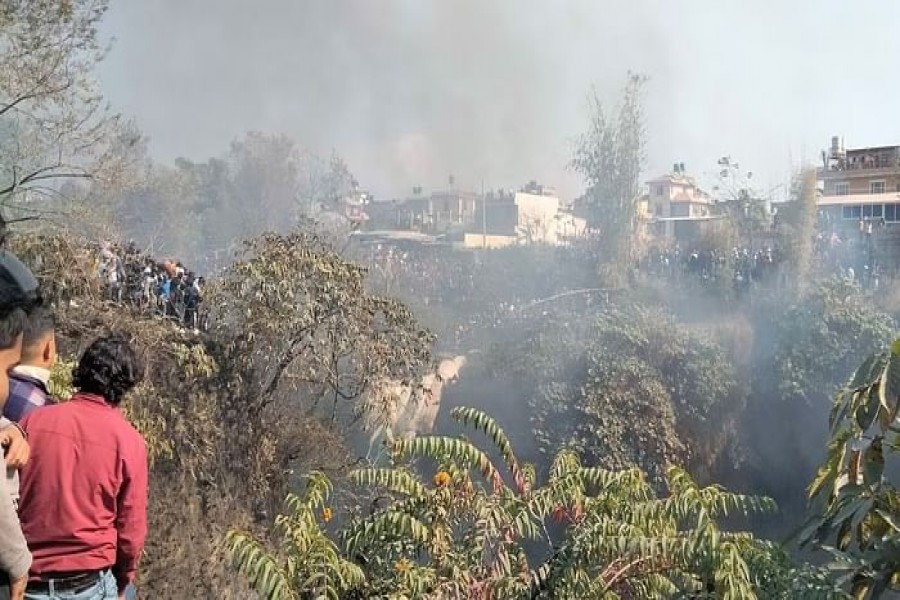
[2,303,56,423]
[0,251,41,600]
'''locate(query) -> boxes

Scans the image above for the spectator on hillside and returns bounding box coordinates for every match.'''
[1,304,56,423]
[141,260,155,309]
[0,250,42,600]
[18,334,148,600]
[104,253,123,303]
[183,272,202,332]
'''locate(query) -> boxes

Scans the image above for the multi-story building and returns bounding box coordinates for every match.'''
[818,137,900,220]
[817,136,900,271]
[645,171,717,241]
[463,182,583,248]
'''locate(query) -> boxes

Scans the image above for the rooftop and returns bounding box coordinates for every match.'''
[844,144,900,154]
[646,174,699,186]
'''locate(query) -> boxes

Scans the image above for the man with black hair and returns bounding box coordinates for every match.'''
[19,334,148,600]
[2,304,56,423]
[0,250,40,600]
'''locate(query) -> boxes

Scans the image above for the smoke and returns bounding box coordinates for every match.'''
[84,0,900,548]
[97,0,680,200]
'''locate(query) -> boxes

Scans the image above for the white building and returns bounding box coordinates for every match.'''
[463,182,587,248]
[646,173,717,240]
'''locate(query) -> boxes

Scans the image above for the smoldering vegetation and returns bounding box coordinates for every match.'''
[355,240,896,541]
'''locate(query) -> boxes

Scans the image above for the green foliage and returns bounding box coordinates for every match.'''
[775,169,818,288]
[12,231,421,597]
[210,230,433,426]
[570,73,646,285]
[799,340,900,598]
[492,303,743,481]
[230,407,835,599]
[766,278,895,408]
[227,472,364,600]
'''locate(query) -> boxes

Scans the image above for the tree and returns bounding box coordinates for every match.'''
[228,407,841,599]
[209,230,434,431]
[0,0,123,239]
[490,303,744,484]
[764,278,894,413]
[226,473,365,600]
[800,340,900,598]
[106,134,361,271]
[8,229,435,597]
[713,156,769,253]
[570,74,646,286]
[774,169,817,288]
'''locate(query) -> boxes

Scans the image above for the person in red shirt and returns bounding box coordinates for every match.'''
[18,334,147,600]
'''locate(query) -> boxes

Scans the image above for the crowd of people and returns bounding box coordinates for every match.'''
[641,222,891,295]
[814,218,885,290]
[0,251,145,599]
[640,245,784,294]
[98,241,206,332]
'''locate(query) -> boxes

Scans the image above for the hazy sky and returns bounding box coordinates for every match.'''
[98,0,900,202]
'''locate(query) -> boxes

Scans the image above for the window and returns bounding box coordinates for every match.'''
[871,181,886,194]
[887,204,898,222]
[835,182,849,196]
[863,205,873,218]
[671,204,689,217]
[656,185,665,196]
[873,204,884,218]
[844,204,862,219]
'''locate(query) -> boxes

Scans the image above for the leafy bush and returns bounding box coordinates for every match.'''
[800,339,900,598]
[9,231,432,597]
[490,303,744,482]
[229,407,840,599]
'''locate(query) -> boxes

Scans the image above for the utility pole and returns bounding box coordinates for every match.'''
[481,179,487,250]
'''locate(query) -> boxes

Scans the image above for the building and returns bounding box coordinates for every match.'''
[555,210,587,245]
[341,190,370,226]
[817,136,900,272]
[645,171,718,241]
[464,182,580,248]
[817,137,900,219]
[395,190,478,233]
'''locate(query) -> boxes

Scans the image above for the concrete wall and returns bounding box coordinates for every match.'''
[460,233,518,249]
[514,192,560,245]
[556,213,586,240]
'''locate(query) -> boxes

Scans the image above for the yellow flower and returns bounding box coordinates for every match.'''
[433,471,451,487]
[321,507,333,523]
[394,558,410,573]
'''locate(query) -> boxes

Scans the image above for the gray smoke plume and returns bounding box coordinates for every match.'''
[98,0,676,200]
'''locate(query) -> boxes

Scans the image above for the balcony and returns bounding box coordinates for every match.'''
[817,191,900,206]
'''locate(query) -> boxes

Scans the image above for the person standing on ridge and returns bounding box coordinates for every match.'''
[18,334,147,600]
